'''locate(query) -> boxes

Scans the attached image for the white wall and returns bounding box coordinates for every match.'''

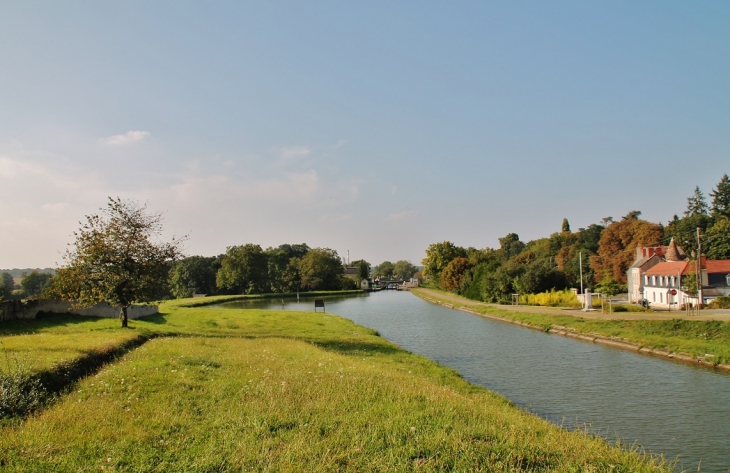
[0,299,157,322]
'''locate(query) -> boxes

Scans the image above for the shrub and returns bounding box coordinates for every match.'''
[612,304,651,313]
[519,289,580,308]
[708,296,730,309]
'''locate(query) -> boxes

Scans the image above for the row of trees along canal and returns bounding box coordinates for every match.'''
[6,198,418,327]
[422,173,730,303]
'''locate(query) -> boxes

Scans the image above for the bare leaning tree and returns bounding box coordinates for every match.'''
[49,197,186,327]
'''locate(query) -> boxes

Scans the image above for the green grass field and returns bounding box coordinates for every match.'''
[0,296,671,471]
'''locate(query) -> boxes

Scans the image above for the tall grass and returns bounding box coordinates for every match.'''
[0,343,47,418]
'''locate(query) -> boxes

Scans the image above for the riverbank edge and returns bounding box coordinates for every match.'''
[412,289,730,373]
[170,290,366,308]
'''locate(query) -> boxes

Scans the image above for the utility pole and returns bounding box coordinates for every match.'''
[697,227,703,307]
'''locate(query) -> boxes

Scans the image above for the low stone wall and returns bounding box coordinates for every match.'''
[0,299,157,322]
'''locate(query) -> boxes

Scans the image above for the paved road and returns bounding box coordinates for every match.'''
[415,288,730,321]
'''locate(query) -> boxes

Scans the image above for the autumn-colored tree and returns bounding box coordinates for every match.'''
[421,241,466,284]
[590,219,663,284]
[441,257,472,293]
[49,198,185,327]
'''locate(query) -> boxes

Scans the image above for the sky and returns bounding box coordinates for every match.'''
[1,1,728,269]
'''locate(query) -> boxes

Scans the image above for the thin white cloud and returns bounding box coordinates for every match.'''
[336,178,366,199]
[391,186,398,195]
[0,156,45,178]
[163,170,321,206]
[41,202,70,212]
[100,130,151,145]
[318,213,352,223]
[388,210,417,221]
[247,170,320,201]
[274,145,311,162]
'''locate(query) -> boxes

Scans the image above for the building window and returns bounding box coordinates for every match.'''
[660,292,663,303]
[652,292,656,302]
[726,274,730,286]
[670,276,675,287]
[652,276,656,285]
[645,275,649,285]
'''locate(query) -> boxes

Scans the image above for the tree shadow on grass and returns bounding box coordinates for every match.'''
[1,334,154,420]
[138,312,169,325]
[0,313,112,336]
[310,339,406,357]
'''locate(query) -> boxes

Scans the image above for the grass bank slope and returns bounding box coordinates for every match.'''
[1,299,670,472]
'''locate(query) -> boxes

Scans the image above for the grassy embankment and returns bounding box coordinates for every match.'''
[414,288,730,367]
[0,295,671,471]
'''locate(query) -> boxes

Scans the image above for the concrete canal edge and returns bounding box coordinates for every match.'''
[416,293,730,373]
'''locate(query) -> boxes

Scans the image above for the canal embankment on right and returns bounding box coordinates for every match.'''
[413,288,730,371]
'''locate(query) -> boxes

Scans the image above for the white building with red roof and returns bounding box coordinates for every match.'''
[642,256,730,308]
[626,239,685,303]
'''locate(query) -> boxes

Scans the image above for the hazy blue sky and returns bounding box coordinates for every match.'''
[1,1,728,268]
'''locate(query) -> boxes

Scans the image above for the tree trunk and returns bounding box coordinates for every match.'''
[120,305,128,328]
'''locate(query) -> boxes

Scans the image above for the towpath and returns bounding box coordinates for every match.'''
[415,288,730,322]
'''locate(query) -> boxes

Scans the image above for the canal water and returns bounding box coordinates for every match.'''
[218,291,730,472]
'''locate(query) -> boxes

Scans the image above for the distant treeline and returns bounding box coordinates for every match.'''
[422,173,730,303]
[0,270,54,300]
[0,268,54,279]
[3,245,423,302]
[169,244,356,298]
[169,245,420,299]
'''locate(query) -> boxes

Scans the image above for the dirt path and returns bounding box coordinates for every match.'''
[415,288,730,321]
